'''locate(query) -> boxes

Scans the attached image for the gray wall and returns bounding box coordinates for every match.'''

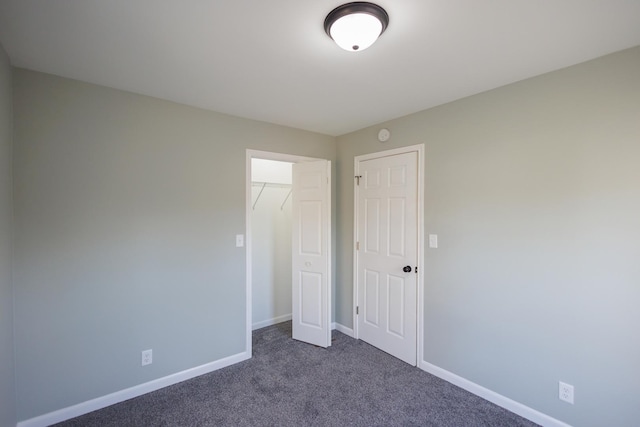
[336,47,640,427]
[0,43,16,427]
[9,45,640,426]
[12,69,335,421]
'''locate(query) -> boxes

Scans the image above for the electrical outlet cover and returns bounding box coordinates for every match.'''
[559,381,574,404]
[141,349,153,366]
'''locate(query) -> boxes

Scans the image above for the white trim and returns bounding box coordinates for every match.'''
[325,161,333,346]
[332,322,355,338]
[352,155,359,338]
[352,143,425,367]
[419,361,572,427]
[415,145,425,366]
[17,351,250,427]
[245,150,328,356]
[353,144,425,162]
[246,149,320,164]
[252,314,292,330]
[245,152,253,356]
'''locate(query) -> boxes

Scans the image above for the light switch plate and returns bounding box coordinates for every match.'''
[429,234,438,248]
[236,234,244,247]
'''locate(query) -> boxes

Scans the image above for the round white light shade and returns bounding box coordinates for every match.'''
[329,13,383,52]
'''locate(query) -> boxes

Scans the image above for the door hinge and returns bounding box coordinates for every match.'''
[356,306,359,315]
[356,241,360,250]
[355,175,362,185]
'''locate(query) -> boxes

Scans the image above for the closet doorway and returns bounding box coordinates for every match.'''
[245,150,332,355]
[250,158,294,330]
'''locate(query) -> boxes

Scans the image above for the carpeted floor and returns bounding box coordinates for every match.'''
[55,322,539,426]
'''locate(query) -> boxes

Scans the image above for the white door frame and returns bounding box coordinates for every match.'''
[245,149,326,355]
[353,143,425,365]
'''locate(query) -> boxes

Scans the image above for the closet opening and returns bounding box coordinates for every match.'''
[245,149,332,354]
[250,158,294,330]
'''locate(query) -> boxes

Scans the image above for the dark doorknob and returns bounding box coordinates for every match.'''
[403,266,412,273]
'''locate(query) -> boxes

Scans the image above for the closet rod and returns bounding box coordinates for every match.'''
[251,182,292,188]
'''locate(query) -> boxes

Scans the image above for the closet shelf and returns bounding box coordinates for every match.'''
[251,182,292,210]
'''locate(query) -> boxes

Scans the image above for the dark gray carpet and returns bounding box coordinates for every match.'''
[55,322,539,426]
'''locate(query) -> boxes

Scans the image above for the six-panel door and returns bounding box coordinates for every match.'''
[356,151,417,365]
[291,160,331,348]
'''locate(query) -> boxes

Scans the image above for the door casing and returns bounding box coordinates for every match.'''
[353,144,425,366]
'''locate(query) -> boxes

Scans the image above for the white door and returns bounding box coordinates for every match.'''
[356,151,418,364]
[291,160,331,348]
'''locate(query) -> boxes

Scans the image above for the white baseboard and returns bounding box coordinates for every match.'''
[332,322,354,338]
[419,360,571,427]
[252,313,292,330]
[17,338,562,427]
[17,351,251,427]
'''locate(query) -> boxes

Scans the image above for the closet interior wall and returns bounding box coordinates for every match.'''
[251,159,293,330]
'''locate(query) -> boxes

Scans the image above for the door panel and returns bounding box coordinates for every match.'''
[388,198,406,257]
[387,274,405,337]
[292,160,331,348]
[364,269,380,326]
[357,151,417,365]
[299,201,322,255]
[365,199,380,252]
[300,271,322,327]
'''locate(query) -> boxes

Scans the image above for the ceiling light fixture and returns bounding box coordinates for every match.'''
[324,2,389,52]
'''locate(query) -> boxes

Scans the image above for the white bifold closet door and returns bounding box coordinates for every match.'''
[291,160,331,348]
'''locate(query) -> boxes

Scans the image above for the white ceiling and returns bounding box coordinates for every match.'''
[1,1,639,136]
